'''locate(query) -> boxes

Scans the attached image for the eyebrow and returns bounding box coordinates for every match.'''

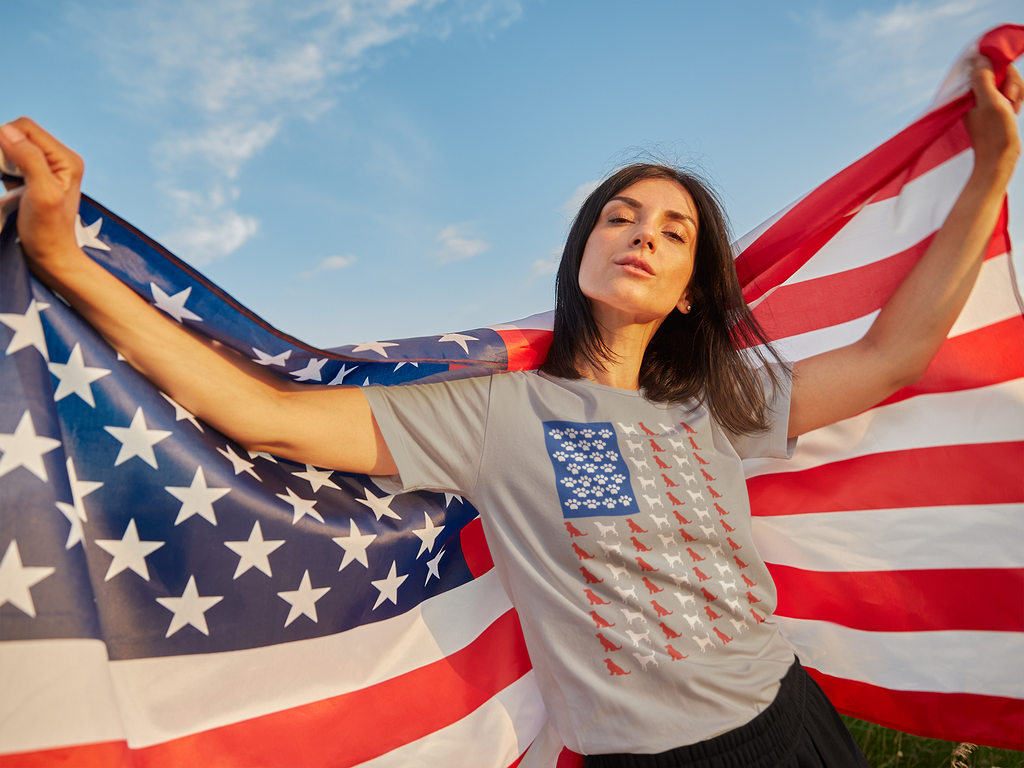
[609,195,697,231]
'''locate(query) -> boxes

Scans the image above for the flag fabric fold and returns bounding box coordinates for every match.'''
[1,25,1021,767]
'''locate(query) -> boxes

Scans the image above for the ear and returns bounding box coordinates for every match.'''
[676,289,692,314]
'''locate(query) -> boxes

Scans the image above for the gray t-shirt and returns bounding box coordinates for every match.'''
[364,369,796,755]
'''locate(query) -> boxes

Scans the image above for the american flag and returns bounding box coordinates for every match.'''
[0,24,1021,766]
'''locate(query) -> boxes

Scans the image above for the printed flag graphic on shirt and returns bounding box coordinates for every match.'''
[1,24,1022,767]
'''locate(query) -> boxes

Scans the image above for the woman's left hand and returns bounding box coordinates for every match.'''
[965,59,1022,180]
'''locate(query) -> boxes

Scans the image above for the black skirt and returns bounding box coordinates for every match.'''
[583,659,870,768]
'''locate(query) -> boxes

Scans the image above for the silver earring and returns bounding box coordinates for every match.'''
[684,303,691,312]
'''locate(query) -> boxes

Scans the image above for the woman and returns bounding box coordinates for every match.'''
[1,58,1020,766]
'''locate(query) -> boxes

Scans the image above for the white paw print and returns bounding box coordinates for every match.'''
[565,499,580,510]
[581,428,595,438]
[599,428,613,438]
[552,451,568,462]
[565,428,579,439]
[549,429,564,440]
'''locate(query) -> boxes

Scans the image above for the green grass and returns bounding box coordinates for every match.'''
[842,717,1024,768]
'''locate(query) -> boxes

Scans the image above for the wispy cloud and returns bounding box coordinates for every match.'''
[76,0,523,265]
[531,246,562,277]
[436,223,491,264]
[802,0,1006,115]
[561,179,600,219]
[296,255,359,280]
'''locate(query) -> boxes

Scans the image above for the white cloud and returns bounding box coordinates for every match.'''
[296,255,359,279]
[76,0,524,263]
[160,120,281,178]
[803,0,1010,115]
[531,246,562,277]
[436,223,491,264]
[561,180,600,219]
[165,210,260,267]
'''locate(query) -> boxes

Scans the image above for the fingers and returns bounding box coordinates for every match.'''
[0,117,83,194]
[1002,64,1023,115]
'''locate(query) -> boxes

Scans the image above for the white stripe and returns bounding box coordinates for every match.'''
[743,378,1024,478]
[777,617,1024,699]
[752,504,1024,572]
[784,151,971,284]
[109,570,513,747]
[488,311,554,332]
[0,638,126,754]
[762,253,1018,363]
[359,672,545,767]
[0,572,513,752]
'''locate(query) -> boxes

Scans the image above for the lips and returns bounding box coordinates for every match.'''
[615,255,654,276]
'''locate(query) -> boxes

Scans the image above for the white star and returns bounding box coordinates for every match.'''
[160,392,203,432]
[0,541,56,618]
[393,362,419,371]
[425,549,445,585]
[293,464,340,493]
[412,511,445,558]
[55,457,103,549]
[371,561,408,610]
[94,519,165,581]
[444,493,464,508]
[165,466,230,526]
[356,487,400,521]
[327,363,358,386]
[289,357,327,382]
[224,521,284,578]
[156,575,223,638]
[48,343,110,407]
[1,298,50,360]
[276,486,325,524]
[333,519,377,571]
[247,449,278,464]
[348,340,398,358]
[151,283,202,324]
[75,215,111,251]
[361,377,370,386]
[217,444,261,480]
[104,407,172,469]
[0,411,61,481]
[56,501,85,550]
[438,333,477,354]
[252,347,291,367]
[277,570,330,627]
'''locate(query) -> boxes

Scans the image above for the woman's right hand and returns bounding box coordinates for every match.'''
[0,118,397,477]
[0,118,84,271]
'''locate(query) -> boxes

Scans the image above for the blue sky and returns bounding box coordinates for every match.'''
[5,0,1022,347]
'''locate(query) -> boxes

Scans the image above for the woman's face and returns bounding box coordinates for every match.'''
[578,177,698,329]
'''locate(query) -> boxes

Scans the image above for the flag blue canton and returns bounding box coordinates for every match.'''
[542,421,640,519]
[0,202,486,662]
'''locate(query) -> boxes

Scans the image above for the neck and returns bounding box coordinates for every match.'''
[578,317,662,390]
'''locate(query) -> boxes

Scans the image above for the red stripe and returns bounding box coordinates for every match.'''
[737,98,971,304]
[0,741,133,768]
[748,442,1024,517]
[869,121,970,202]
[806,666,1024,751]
[122,608,532,767]
[770,565,1024,632]
[875,316,1023,407]
[750,217,1009,341]
[495,327,552,371]
[461,516,494,577]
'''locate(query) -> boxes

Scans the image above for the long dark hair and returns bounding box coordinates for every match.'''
[540,163,787,435]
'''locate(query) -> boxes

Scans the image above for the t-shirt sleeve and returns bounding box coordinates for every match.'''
[725,363,797,461]
[361,371,494,497]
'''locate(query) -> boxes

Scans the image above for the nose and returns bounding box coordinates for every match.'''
[631,221,656,251]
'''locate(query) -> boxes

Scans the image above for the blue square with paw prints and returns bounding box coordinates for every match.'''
[543,421,641,519]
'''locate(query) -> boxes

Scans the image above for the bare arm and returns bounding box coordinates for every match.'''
[0,118,396,475]
[788,59,1023,438]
